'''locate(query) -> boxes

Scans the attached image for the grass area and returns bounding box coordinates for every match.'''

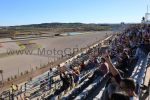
[0,41,41,58]
[0,23,113,39]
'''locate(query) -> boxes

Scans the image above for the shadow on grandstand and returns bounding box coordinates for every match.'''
[81,73,110,100]
[73,52,150,100]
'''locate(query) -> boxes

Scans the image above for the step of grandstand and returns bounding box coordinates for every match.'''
[93,87,105,100]
[74,73,110,100]
[87,74,110,100]
[74,76,102,100]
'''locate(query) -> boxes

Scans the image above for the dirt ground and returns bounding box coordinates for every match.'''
[0,31,113,82]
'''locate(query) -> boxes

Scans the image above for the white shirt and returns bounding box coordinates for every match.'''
[130,96,139,100]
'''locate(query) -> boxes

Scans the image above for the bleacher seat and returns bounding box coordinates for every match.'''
[74,73,109,100]
[93,87,105,100]
[131,53,149,96]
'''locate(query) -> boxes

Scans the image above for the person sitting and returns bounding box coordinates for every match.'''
[70,66,80,84]
[89,57,109,81]
[80,60,86,72]
[139,39,150,55]
[117,51,130,77]
[53,67,72,96]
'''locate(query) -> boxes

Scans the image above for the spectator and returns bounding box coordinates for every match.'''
[70,66,80,83]
[54,70,72,96]
[64,61,71,71]
[80,60,86,72]
[139,39,150,54]
[117,51,130,76]
[108,83,118,99]
[104,54,138,100]
[89,57,109,81]
[102,81,118,100]
[48,68,54,89]
[110,92,130,100]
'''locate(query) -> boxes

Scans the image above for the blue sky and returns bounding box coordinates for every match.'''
[0,0,149,26]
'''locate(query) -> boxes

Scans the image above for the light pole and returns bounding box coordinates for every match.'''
[0,69,3,84]
[18,67,19,76]
[48,57,50,64]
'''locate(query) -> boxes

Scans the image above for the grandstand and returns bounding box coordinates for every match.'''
[0,24,150,100]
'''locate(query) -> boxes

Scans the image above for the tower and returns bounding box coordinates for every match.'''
[145,5,150,23]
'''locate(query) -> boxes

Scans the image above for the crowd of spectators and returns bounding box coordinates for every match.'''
[101,24,150,100]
